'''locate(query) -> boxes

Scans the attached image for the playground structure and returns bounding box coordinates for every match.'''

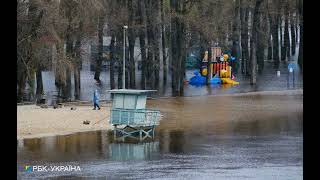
[109,89,161,141]
[189,46,239,86]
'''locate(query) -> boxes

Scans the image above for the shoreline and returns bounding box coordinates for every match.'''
[17,89,303,140]
[17,89,303,106]
[17,128,111,140]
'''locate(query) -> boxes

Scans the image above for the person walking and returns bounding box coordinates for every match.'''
[93,89,101,110]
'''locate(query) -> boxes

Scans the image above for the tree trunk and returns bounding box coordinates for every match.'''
[153,0,161,89]
[284,5,290,60]
[54,43,64,102]
[247,8,252,75]
[145,0,155,89]
[298,23,302,69]
[94,15,104,83]
[138,0,147,89]
[139,33,147,89]
[170,0,186,96]
[74,36,81,100]
[64,33,73,100]
[64,62,71,100]
[128,31,136,89]
[170,2,178,95]
[17,46,33,102]
[290,14,296,56]
[232,0,241,75]
[146,33,154,89]
[257,10,267,73]
[161,0,167,83]
[295,0,299,43]
[280,15,286,61]
[179,21,186,95]
[17,70,27,102]
[27,72,35,102]
[267,35,272,61]
[250,0,264,84]
[240,5,249,75]
[109,35,116,89]
[175,19,181,95]
[271,11,280,68]
[154,42,161,89]
[127,0,135,89]
[74,21,83,100]
[35,66,43,103]
[116,31,123,89]
[298,0,303,70]
[206,47,212,84]
[267,14,273,60]
[295,22,298,44]
[144,0,161,89]
[74,66,81,100]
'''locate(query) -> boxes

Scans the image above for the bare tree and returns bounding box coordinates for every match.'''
[18,0,303,101]
[297,0,302,70]
[250,0,264,84]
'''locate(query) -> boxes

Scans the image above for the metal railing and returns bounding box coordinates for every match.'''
[110,108,161,126]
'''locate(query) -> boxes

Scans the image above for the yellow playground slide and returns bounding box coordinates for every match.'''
[220,78,240,85]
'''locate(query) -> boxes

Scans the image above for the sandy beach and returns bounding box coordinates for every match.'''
[17,104,111,140]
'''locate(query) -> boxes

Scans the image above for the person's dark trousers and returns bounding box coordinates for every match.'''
[93,103,101,110]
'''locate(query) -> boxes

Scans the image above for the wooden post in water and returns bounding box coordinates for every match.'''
[293,69,295,87]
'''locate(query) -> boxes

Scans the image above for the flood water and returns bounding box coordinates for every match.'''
[17,94,303,179]
[24,59,302,105]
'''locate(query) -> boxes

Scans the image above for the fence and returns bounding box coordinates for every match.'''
[110,108,161,127]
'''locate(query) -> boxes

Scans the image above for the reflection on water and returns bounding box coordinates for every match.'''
[17,94,303,179]
[109,142,159,161]
[17,131,109,163]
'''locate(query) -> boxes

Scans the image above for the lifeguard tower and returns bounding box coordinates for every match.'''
[109,89,161,141]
